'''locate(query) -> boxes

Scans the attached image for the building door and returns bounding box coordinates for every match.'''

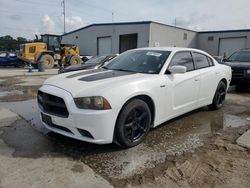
[119,34,138,53]
[97,37,112,55]
[219,37,247,57]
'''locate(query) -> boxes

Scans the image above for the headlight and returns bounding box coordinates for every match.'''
[74,96,111,110]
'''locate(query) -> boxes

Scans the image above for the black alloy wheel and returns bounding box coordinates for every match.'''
[209,81,227,110]
[115,99,151,148]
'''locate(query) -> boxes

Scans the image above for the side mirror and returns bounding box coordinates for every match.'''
[168,65,187,74]
[222,57,227,62]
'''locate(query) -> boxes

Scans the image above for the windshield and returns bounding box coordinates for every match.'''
[104,50,171,74]
[228,51,250,62]
[86,56,106,65]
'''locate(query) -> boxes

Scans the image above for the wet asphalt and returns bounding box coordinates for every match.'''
[0,90,249,180]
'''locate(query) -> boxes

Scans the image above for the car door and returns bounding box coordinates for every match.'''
[192,52,220,107]
[166,51,200,117]
[0,53,8,65]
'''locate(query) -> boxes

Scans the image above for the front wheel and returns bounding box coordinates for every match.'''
[114,99,151,148]
[40,54,54,69]
[209,81,227,110]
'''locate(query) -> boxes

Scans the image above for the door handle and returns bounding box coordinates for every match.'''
[194,78,199,81]
[215,72,220,75]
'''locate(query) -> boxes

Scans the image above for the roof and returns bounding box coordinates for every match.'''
[41,33,61,37]
[199,29,250,34]
[62,21,196,36]
[134,46,212,54]
[62,20,250,37]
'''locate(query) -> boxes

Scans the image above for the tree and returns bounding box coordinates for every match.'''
[0,35,29,51]
[17,37,27,43]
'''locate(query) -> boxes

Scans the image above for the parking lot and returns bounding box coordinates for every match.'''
[0,68,249,188]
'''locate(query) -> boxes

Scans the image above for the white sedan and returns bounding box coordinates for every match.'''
[38,47,231,148]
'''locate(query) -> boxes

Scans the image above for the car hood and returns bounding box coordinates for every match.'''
[224,61,250,69]
[44,68,151,97]
[64,63,98,71]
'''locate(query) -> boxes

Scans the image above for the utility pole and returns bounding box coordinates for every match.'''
[62,0,66,33]
[112,12,114,23]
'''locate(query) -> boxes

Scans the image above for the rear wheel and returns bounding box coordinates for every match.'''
[40,54,54,69]
[115,99,151,148]
[69,55,82,65]
[209,81,227,110]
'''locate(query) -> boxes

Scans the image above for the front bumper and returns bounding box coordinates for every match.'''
[231,69,250,85]
[38,85,118,144]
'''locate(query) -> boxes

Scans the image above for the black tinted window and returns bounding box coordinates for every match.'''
[193,53,210,69]
[170,52,194,71]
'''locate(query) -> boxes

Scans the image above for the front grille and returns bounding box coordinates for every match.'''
[38,90,69,118]
[232,68,244,78]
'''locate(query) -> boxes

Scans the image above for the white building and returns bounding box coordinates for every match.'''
[62,21,250,57]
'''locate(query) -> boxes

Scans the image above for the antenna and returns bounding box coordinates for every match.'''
[112,12,114,23]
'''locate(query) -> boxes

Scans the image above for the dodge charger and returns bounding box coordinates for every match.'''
[38,47,231,148]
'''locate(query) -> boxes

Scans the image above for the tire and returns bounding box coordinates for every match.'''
[114,99,151,148]
[40,54,54,69]
[209,81,227,110]
[16,61,25,68]
[235,84,245,91]
[69,55,82,65]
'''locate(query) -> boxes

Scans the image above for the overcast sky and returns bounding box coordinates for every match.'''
[0,0,250,39]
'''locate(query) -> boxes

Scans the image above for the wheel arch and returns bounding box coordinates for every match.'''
[116,94,156,128]
[36,51,54,62]
[112,94,156,145]
[220,78,228,88]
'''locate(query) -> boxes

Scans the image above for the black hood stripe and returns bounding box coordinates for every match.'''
[78,70,135,82]
[66,68,107,78]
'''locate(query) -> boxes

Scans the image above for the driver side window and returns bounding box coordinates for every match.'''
[170,52,195,71]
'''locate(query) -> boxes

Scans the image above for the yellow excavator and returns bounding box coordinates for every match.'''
[18,34,82,69]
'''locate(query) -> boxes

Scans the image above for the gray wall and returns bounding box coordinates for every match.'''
[62,24,150,55]
[62,21,250,57]
[149,23,197,48]
[197,31,250,56]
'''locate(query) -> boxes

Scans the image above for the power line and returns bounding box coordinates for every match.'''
[14,0,60,7]
[0,8,61,17]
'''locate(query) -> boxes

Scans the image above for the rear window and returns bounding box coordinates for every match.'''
[170,52,194,71]
[207,57,214,66]
[193,52,210,69]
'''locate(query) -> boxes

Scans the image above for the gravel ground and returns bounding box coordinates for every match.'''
[0,68,249,188]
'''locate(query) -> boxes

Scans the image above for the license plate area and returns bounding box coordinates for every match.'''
[41,113,52,126]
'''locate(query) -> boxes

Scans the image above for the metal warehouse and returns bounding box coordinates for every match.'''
[61,21,250,57]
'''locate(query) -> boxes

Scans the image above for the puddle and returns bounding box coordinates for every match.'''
[0,99,47,133]
[0,90,24,97]
[0,88,38,102]
[17,77,45,86]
